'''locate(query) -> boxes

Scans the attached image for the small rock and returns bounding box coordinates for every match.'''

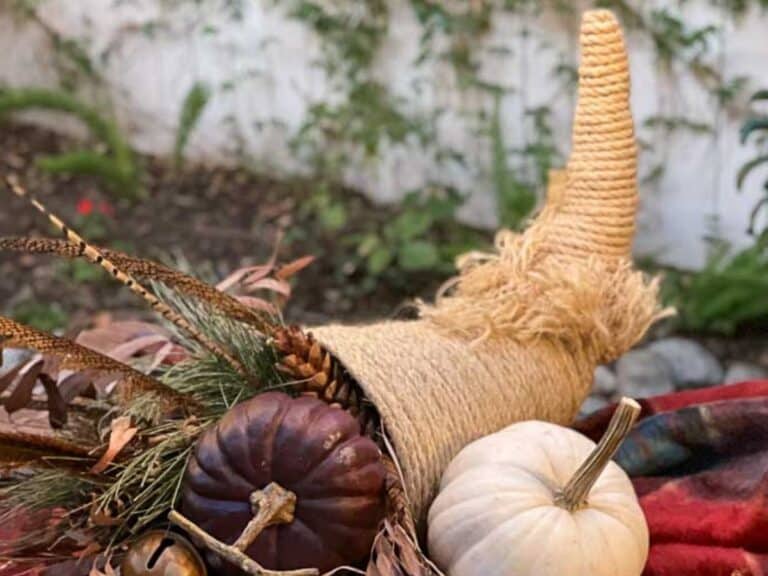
[579,395,609,417]
[647,338,723,389]
[723,361,768,385]
[616,349,675,398]
[593,365,617,396]
[0,348,33,378]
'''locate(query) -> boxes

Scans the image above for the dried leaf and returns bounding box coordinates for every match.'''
[88,499,122,528]
[4,358,44,414]
[58,371,96,403]
[0,316,190,408]
[91,374,119,398]
[88,558,118,576]
[90,417,137,474]
[63,528,96,547]
[234,296,279,315]
[40,559,93,576]
[369,535,405,576]
[146,341,175,373]
[244,277,292,297]
[40,373,68,429]
[76,321,170,357]
[107,334,169,363]
[216,264,273,292]
[215,228,283,292]
[42,353,62,376]
[276,255,315,281]
[391,524,427,575]
[88,509,122,527]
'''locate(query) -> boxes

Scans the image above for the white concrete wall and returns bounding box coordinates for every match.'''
[0,1,766,269]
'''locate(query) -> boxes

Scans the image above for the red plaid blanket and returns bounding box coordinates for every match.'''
[576,380,768,576]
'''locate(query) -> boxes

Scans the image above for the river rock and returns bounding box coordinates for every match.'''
[616,348,675,398]
[593,365,618,396]
[579,395,609,417]
[647,337,723,389]
[723,361,768,384]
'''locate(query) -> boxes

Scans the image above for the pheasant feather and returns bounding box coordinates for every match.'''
[4,175,249,378]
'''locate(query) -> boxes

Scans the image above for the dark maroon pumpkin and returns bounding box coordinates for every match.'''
[180,392,386,574]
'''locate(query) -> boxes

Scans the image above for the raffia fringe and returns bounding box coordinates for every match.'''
[422,229,673,364]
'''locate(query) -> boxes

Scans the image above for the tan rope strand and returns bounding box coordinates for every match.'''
[542,9,638,261]
[4,175,248,378]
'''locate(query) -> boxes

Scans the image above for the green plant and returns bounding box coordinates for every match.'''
[174,82,212,168]
[354,187,480,282]
[11,300,69,332]
[662,241,768,334]
[490,94,537,230]
[295,80,431,169]
[298,186,349,233]
[410,0,495,89]
[657,88,768,335]
[738,89,768,239]
[285,0,441,199]
[56,211,111,284]
[0,88,142,200]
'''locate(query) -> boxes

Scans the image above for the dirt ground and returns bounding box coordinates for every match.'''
[0,123,457,331]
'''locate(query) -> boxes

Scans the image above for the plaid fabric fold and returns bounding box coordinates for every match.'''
[576,380,768,576]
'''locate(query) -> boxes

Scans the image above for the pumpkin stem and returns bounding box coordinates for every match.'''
[169,482,318,576]
[235,483,297,551]
[555,397,640,511]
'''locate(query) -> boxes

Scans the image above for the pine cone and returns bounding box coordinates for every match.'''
[273,326,376,434]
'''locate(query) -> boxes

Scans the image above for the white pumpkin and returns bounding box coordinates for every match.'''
[428,398,648,576]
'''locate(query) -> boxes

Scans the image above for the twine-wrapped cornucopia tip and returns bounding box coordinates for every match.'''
[313,9,672,525]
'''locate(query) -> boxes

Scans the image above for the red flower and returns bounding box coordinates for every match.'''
[76,198,94,216]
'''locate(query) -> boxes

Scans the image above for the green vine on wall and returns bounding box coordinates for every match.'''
[285,1,433,171]
[739,89,768,239]
[283,0,768,234]
[11,0,98,91]
[287,1,388,83]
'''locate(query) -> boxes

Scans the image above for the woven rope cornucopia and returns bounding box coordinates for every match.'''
[313,10,670,525]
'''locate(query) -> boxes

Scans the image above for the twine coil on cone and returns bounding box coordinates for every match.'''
[314,10,670,524]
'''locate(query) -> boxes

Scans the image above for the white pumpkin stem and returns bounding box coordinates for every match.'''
[556,397,641,511]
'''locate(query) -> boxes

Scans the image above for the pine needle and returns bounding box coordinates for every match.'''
[86,290,289,544]
[0,287,291,554]
[0,470,96,517]
[90,420,201,542]
[0,470,101,555]
[152,283,287,413]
